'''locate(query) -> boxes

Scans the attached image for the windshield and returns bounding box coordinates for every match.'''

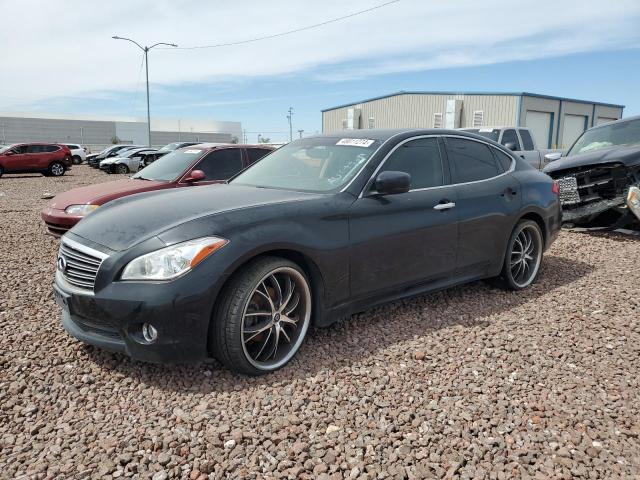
[464,128,500,142]
[0,145,14,154]
[569,118,640,156]
[131,148,205,181]
[231,137,381,193]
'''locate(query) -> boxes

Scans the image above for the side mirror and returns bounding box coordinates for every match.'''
[544,152,562,163]
[374,171,411,195]
[504,142,518,151]
[185,169,205,182]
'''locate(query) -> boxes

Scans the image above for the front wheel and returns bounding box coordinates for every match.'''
[115,164,129,174]
[211,257,312,375]
[0,165,4,178]
[495,220,543,290]
[72,155,82,165]
[49,162,65,177]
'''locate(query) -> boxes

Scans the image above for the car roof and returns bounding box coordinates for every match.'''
[304,128,494,142]
[184,143,276,151]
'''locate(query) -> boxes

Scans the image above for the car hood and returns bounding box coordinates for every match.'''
[49,178,168,209]
[544,144,640,174]
[69,184,323,251]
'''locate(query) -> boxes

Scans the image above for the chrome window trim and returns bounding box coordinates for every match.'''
[359,134,516,198]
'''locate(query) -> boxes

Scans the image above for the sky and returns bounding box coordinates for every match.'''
[1,0,639,143]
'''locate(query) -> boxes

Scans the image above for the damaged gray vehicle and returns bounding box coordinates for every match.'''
[543,116,640,228]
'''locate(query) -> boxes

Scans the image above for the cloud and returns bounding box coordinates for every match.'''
[1,0,639,107]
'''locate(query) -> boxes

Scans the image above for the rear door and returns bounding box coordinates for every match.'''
[443,136,521,279]
[26,144,47,169]
[348,136,458,297]
[516,129,542,169]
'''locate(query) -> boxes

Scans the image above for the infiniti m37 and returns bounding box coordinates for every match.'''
[53,129,561,375]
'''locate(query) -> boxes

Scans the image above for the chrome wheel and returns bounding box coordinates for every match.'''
[241,266,311,370]
[509,224,542,288]
[50,163,65,176]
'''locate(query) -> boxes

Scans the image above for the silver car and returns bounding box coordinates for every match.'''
[100,148,159,174]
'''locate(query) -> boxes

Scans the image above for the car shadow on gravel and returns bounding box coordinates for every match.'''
[83,254,593,392]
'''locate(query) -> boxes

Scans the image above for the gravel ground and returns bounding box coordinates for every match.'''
[1,166,639,479]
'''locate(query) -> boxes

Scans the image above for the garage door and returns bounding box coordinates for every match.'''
[525,111,552,149]
[597,117,617,125]
[562,114,588,149]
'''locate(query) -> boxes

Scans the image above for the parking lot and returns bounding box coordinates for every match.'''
[1,166,639,479]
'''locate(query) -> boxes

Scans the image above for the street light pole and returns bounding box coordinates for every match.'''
[112,36,177,146]
[298,129,304,139]
[286,107,294,142]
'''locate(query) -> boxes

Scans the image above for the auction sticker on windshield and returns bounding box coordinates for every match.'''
[184,149,202,154]
[336,138,375,147]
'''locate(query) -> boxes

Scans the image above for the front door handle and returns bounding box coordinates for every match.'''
[433,201,456,211]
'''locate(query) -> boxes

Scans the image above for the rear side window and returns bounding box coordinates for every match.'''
[380,137,443,189]
[501,129,521,151]
[46,145,60,153]
[196,148,244,180]
[518,129,535,151]
[247,148,272,164]
[27,145,43,153]
[446,138,501,183]
[492,149,514,172]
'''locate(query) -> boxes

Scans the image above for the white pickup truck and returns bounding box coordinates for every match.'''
[461,127,562,170]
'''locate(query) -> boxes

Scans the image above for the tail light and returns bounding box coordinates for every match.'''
[552,180,560,195]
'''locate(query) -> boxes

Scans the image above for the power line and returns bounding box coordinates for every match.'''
[165,1,399,50]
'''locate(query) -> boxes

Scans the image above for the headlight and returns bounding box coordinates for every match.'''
[120,237,228,281]
[65,204,100,216]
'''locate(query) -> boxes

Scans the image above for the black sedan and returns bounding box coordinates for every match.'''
[53,129,561,375]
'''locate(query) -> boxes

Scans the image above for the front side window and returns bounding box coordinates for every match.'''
[232,137,381,193]
[195,149,244,180]
[379,137,443,190]
[568,118,640,156]
[501,129,521,151]
[446,138,501,183]
[132,148,205,181]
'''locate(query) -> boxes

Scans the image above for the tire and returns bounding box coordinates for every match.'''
[115,164,129,174]
[49,162,65,177]
[211,256,312,376]
[494,220,543,290]
[72,156,82,165]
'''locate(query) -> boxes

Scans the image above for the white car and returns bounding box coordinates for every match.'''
[99,148,159,174]
[63,143,87,165]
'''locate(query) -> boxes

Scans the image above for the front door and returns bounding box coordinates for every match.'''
[4,145,29,171]
[349,136,458,298]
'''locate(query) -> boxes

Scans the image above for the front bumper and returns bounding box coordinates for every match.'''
[41,207,82,236]
[54,265,227,364]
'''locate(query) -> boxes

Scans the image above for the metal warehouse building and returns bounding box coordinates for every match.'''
[322,91,624,150]
[0,113,243,151]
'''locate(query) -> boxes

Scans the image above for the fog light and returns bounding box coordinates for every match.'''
[142,323,158,343]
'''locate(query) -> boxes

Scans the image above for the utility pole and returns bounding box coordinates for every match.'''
[257,134,262,143]
[178,119,181,141]
[243,129,247,143]
[298,129,304,139]
[1,123,5,145]
[112,36,178,146]
[286,107,294,142]
[80,127,84,145]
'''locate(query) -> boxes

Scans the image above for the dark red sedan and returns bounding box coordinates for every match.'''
[0,143,73,177]
[41,144,274,236]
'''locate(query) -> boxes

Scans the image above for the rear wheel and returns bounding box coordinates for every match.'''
[495,220,543,290]
[49,162,65,177]
[211,257,312,375]
[115,164,129,174]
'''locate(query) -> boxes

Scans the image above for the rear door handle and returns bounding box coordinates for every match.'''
[433,202,456,211]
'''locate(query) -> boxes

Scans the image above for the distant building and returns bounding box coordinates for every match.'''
[0,112,242,150]
[322,91,624,149]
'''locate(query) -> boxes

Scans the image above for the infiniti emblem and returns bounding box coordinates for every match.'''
[57,256,67,272]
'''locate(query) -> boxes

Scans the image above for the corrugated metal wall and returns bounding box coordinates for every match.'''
[322,94,519,132]
[0,116,235,150]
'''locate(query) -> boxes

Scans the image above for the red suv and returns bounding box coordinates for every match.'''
[0,143,73,177]
[42,144,274,235]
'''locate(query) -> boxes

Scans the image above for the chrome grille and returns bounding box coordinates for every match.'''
[58,239,107,292]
